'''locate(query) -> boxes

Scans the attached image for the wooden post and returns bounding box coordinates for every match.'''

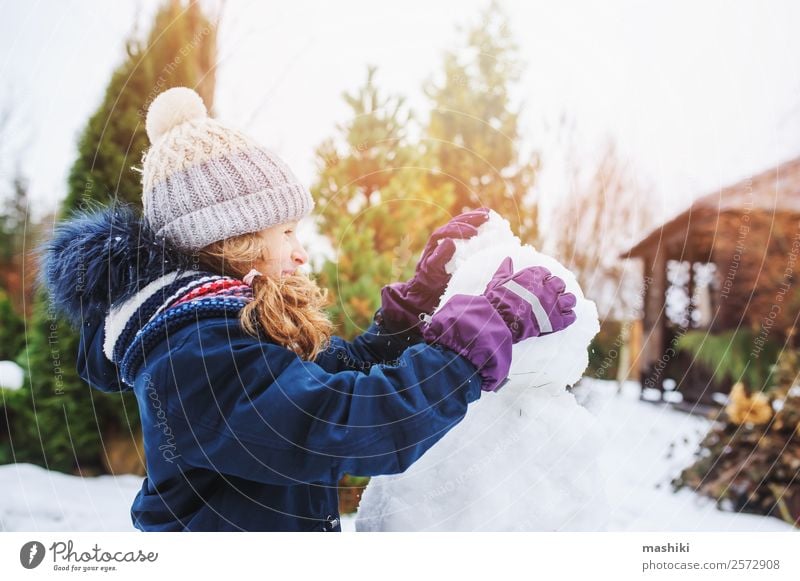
[687,260,695,328]
[641,248,667,383]
[628,318,643,383]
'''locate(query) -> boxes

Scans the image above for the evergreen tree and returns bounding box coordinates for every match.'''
[0,173,31,315]
[64,0,217,211]
[311,66,456,511]
[7,0,218,475]
[312,66,453,339]
[424,0,539,242]
[62,0,216,214]
[0,174,27,263]
[0,288,23,361]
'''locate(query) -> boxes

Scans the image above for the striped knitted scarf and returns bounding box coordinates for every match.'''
[103,271,254,386]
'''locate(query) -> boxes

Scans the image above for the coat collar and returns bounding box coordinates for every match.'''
[40,205,261,386]
[39,204,197,327]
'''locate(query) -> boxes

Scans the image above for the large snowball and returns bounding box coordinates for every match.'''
[355,210,610,531]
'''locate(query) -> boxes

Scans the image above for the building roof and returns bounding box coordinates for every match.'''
[620,155,800,258]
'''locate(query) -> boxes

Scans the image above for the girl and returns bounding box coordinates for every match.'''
[41,87,577,532]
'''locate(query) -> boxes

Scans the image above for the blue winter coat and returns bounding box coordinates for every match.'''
[42,206,483,532]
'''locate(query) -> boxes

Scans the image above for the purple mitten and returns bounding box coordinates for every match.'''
[483,257,577,342]
[421,257,579,392]
[381,208,490,333]
[421,294,513,392]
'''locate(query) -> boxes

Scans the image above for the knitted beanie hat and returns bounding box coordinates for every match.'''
[140,87,314,251]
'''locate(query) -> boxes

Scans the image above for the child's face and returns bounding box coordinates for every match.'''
[254,220,309,278]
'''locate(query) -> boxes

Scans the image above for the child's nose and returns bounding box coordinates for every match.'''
[292,246,308,266]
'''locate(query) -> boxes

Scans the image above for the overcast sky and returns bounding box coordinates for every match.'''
[2,0,799,241]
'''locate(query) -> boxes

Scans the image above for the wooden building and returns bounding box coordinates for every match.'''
[619,156,800,404]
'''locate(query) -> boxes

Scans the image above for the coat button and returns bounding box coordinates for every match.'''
[324,514,340,531]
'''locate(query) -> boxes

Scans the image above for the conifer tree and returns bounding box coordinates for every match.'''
[0,173,32,315]
[312,66,453,339]
[64,0,216,211]
[0,288,23,361]
[424,0,539,242]
[8,0,218,475]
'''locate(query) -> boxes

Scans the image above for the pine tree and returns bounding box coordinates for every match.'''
[64,0,216,211]
[7,0,218,475]
[311,66,456,512]
[0,173,31,315]
[312,66,453,339]
[0,175,27,263]
[0,288,23,361]
[424,0,539,242]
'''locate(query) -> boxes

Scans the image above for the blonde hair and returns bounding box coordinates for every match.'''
[197,231,334,361]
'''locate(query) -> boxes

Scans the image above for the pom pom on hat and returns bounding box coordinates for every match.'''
[145,86,207,143]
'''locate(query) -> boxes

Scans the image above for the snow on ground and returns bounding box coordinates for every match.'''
[561,378,792,531]
[0,379,794,531]
[0,463,142,532]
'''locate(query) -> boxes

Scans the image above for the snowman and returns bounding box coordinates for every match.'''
[355,210,611,531]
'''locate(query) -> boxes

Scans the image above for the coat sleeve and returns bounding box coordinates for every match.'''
[313,309,424,374]
[147,318,482,486]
